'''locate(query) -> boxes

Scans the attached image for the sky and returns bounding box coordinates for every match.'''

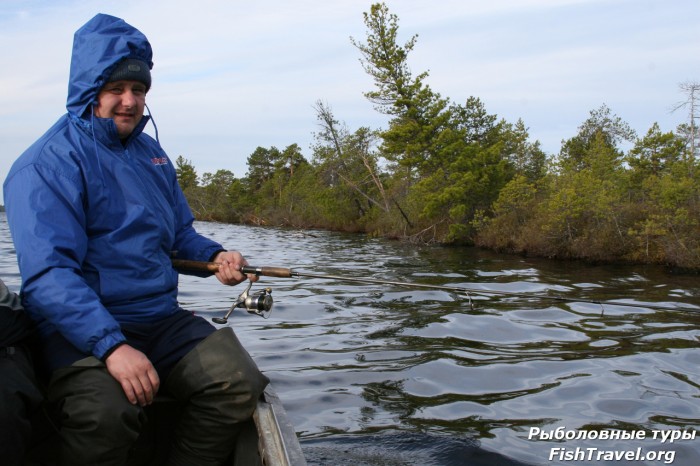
[0,0,698,203]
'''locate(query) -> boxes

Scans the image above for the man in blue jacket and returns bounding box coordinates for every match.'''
[3,14,269,465]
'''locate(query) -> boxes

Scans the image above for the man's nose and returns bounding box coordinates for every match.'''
[121,90,137,107]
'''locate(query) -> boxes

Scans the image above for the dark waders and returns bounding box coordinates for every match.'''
[43,327,268,466]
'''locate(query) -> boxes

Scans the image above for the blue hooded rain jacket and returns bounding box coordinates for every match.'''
[3,14,224,360]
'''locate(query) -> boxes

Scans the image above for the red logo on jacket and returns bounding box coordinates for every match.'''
[151,157,168,166]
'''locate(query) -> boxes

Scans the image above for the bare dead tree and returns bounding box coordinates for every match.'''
[672,81,700,159]
[313,100,391,212]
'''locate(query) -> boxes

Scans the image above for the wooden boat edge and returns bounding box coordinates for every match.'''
[254,385,308,466]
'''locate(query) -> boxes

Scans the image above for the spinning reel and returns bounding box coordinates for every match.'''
[212,281,273,324]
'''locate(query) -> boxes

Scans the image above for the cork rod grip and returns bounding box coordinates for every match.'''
[241,266,293,278]
[171,259,293,278]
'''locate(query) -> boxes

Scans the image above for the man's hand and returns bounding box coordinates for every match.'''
[212,250,258,285]
[105,344,160,406]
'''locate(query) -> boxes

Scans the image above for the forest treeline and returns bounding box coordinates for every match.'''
[176,3,700,271]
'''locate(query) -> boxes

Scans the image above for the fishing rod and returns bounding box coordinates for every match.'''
[171,259,698,323]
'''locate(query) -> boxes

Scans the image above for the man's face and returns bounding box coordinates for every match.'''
[94,80,147,139]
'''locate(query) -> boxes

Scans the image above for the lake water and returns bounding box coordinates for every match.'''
[1,214,699,465]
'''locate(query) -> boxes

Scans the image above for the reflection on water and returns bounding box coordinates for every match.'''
[1,214,699,465]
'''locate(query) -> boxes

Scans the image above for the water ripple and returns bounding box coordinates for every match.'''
[2,215,698,465]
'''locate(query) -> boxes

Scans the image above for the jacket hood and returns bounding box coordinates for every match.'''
[67,14,153,118]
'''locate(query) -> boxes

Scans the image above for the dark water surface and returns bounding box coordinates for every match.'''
[1,215,698,465]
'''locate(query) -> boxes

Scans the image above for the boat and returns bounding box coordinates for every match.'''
[26,385,307,466]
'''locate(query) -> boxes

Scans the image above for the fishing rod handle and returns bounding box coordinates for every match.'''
[241,265,293,278]
[172,259,293,278]
[171,259,219,273]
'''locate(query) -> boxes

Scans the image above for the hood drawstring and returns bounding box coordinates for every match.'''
[145,103,160,144]
[87,102,159,188]
[90,107,107,187]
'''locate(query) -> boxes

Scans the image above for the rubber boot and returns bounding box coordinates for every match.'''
[164,327,269,466]
[47,356,145,466]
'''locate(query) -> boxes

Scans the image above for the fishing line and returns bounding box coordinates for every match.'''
[172,259,698,316]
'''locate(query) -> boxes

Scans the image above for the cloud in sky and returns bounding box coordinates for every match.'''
[0,0,698,202]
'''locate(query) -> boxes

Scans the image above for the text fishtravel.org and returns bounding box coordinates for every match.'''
[549,447,675,464]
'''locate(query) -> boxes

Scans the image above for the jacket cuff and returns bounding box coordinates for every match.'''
[93,331,126,360]
[208,249,227,262]
[100,342,126,362]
